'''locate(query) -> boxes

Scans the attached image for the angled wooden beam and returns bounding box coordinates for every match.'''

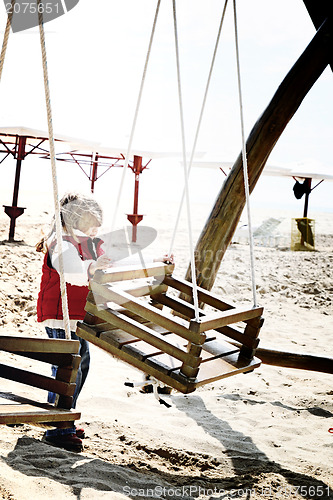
[184,18,333,293]
[303,1,333,70]
[229,342,333,374]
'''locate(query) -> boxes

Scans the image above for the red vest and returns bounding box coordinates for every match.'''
[37,235,104,322]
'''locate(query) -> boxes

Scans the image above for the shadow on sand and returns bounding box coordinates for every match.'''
[4,394,332,500]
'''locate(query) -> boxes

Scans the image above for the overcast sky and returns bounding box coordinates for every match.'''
[0,0,332,214]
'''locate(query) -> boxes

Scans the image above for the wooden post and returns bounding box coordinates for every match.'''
[184,18,333,294]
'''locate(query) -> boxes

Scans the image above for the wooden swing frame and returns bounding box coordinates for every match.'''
[0,336,81,426]
[76,262,263,394]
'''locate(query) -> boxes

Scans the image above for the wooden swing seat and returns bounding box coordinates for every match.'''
[0,336,81,426]
[76,263,263,394]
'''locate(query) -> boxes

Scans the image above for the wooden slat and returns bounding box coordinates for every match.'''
[153,293,205,320]
[90,281,205,345]
[76,325,196,393]
[0,336,80,354]
[122,342,163,361]
[0,393,80,425]
[194,354,261,387]
[82,303,194,364]
[77,322,139,347]
[193,306,264,333]
[0,364,76,397]
[153,294,260,350]
[94,262,175,284]
[144,352,182,372]
[5,351,81,367]
[215,325,260,350]
[163,275,236,311]
[125,283,168,298]
[201,338,240,361]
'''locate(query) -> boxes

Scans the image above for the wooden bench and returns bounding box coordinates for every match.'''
[0,336,81,426]
[76,263,263,394]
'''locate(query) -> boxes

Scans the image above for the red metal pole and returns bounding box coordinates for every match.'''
[127,155,144,242]
[90,152,98,193]
[4,136,27,241]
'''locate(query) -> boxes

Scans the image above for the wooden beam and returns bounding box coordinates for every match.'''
[303,0,333,70]
[184,19,333,293]
[228,341,333,374]
[0,393,80,425]
[191,306,263,334]
[94,262,174,284]
[0,336,80,354]
[0,364,76,396]
[252,347,333,373]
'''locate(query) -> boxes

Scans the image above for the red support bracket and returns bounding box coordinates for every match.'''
[126,155,146,242]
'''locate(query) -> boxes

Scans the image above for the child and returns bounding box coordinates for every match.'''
[36,192,111,452]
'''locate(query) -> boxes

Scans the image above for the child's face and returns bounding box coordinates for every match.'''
[78,215,101,237]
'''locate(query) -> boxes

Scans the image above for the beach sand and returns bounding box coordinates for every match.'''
[0,201,332,500]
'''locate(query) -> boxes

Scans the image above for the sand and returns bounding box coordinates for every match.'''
[0,201,332,500]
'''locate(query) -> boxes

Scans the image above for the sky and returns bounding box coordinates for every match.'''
[0,0,332,219]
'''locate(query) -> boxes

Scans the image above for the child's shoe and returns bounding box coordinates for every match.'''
[43,432,83,452]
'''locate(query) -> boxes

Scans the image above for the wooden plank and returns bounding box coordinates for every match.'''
[194,306,263,333]
[90,281,205,345]
[0,393,80,425]
[227,341,333,374]
[85,299,163,329]
[93,262,175,284]
[153,294,260,349]
[125,283,168,298]
[163,275,236,311]
[76,326,196,393]
[144,352,182,372]
[0,364,76,397]
[0,336,80,354]
[77,322,139,347]
[153,293,205,320]
[5,352,81,367]
[81,303,193,364]
[194,354,261,387]
[122,342,163,361]
[201,338,240,361]
[215,324,260,350]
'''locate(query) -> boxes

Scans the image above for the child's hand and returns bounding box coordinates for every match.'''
[154,253,174,265]
[90,255,112,275]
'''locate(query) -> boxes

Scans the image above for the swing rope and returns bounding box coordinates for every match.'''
[38,3,71,339]
[0,0,15,81]
[233,0,257,307]
[172,0,200,321]
[111,0,161,233]
[169,0,229,254]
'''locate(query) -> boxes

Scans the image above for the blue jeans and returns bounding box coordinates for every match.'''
[45,327,90,436]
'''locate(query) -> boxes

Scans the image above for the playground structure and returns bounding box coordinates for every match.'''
[0,0,332,427]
